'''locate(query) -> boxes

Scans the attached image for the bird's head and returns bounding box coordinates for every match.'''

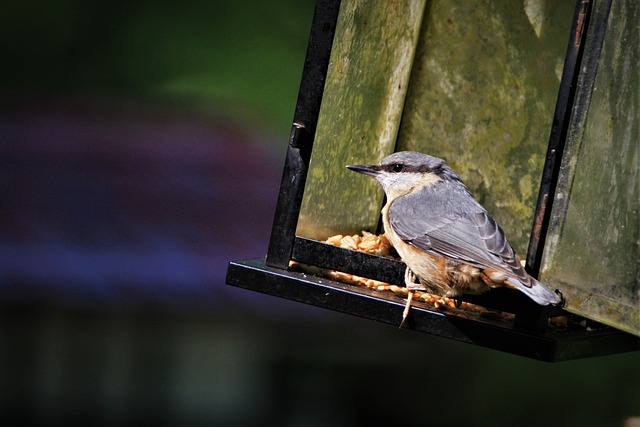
[347,151,460,200]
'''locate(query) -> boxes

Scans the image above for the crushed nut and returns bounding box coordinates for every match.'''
[290,232,472,312]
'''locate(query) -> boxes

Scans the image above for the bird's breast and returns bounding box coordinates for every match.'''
[381,202,448,288]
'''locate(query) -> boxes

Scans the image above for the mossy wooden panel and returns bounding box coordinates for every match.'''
[540,0,639,336]
[296,0,426,240]
[396,0,575,255]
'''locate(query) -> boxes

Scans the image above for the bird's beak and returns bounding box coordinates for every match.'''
[346,164,379,176]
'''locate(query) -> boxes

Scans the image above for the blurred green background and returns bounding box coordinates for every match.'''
[1,0,312,134]
[0,1,638,426]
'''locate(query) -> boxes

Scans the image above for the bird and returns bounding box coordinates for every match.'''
[346,151,562,325]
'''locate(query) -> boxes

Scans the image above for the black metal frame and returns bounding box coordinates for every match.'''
[265,0,341,269]
[525,0,594,275]
[227,0,640,361]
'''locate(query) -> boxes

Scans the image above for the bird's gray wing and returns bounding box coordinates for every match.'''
[389,189,529,282]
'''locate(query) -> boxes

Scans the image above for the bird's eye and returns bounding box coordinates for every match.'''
[392,163,404,172]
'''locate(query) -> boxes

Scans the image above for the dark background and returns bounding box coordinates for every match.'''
[1,1,638,426]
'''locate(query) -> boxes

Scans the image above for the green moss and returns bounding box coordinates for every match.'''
[296,0,427,239]
[396,0,574,254]
[540,0,639,335]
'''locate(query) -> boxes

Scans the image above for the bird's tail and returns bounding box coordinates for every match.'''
[505,276,563,306]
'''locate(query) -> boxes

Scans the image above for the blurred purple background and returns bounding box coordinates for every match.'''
[1,98,282,312]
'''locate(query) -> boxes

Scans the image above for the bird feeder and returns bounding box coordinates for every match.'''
[226,0,639,361]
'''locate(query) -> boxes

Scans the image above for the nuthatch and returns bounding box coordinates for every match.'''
[347,151,562,324]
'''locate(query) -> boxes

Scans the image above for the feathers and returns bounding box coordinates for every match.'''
[390,184,528,283]
[348,151,562,306]
[386,159,561,306]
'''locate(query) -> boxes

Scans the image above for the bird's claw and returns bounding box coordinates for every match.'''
[399,290,414,328]
[404,267,418,288]
[400,267,420,328]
